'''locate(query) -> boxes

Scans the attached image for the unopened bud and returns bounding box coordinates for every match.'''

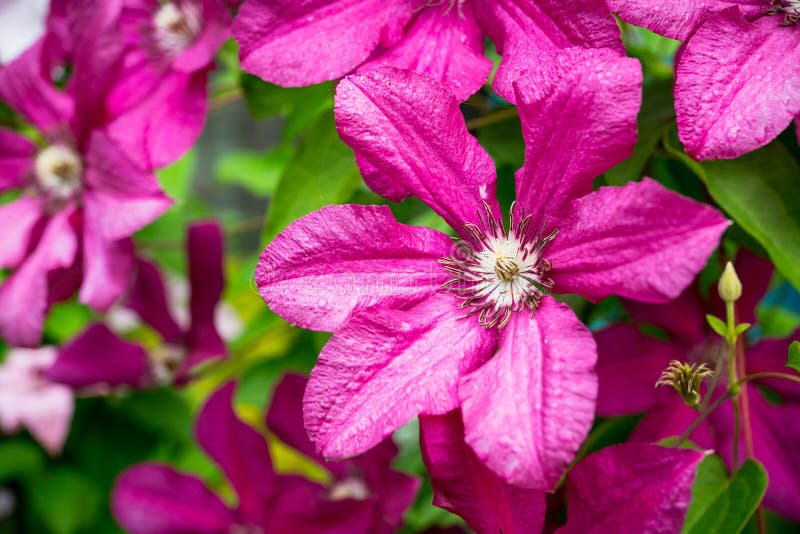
[718,261,742,304]
[656,360,713,410]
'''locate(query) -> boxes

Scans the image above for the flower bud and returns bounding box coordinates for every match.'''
[717,261,742,304]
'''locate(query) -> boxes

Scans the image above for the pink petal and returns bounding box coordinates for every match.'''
[183,222,226,368]
[233,0,416,86]
[127,259,183,344]
[358,2,491,101]
[558,443,706,533]
[195,382,276,526]
[112,464,236,534]
[459,297,597,490]
[106,69,209,169]
[595,324,684,416]
[631,395,716,450]
[46,323,152,388]
[334,67,500,231]
[548,178,729,303]
[0,39,73,133]
[474,0,624,102]
[0,196,44,269]
[624,287,708,347]
[419,410,545,533]
[83,131,168,198]
[0,348,74,455]
[513,48,641,228]
[171,0,231,73]
[0,208,77,347]
[676,9,800,160]
[304,293,496,459]
[256,204,451,332]
[77,231,135,312]
[0,128,35,191]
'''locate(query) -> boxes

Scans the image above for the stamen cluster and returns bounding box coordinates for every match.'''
[439,202,557,329]
[151,1,202,56]
[768,0,800,25]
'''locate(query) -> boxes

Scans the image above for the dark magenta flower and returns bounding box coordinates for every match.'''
[112,376,419,534]
[255,55,729,490]
[595,251,800,521]
[233,0,624,102]
[420,410,705,533]
[608,0,800,160]
[0,24,171,347]
[46,222,228,389]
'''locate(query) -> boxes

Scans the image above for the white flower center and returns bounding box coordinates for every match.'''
[440,203,557,329]
[328,477,371,501]
[769,0,800,24]
[152,2,201,54]
[34,145,82,200]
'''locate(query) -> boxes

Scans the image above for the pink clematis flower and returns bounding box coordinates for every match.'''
[420,410,705,533]
[595,251,800,521]
[112,377,419,534]
[255,55,729,490]
[232,0,624,102]
[106,0,231,168]
[608,0,800,160]
[0,27,171,347]
[0,347,74,455]
[46,222,228,389]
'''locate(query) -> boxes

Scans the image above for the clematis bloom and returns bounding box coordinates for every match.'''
[255,55,729,490]
[233,0,624,102]
[0,25,171,347]
[112,376,418,533]
[0,347,74,455]
[46,222,228,389]
[595,251,800,521]
[608,0,800,160]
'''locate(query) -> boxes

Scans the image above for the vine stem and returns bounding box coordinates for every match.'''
[465,107,518,130]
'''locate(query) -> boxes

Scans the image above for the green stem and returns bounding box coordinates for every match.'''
[465,107,518,130]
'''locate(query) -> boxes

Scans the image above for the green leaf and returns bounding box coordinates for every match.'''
[734,323,751,336]
[788,341,800,373]
[156,149,196,200]
[706,314,728,338]
[262,110,362,243]
[241,74,333,132]
[22,467,101,534]
[682,456,768,534]
[0,440,45,483]
[216,145,292,197]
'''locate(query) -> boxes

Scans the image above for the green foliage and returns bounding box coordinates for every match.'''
[682,456,768,534]
[216,145,292,197]
[788,341,800,373]
[706,314,728,338]
[22,467,102,534]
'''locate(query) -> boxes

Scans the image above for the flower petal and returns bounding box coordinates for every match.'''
[171,0,231,73]
[77,232,135,312]
[0,128,35,191]
[459,297,597,490]
[0,196,44,269]
[127,259,183,344]
[195,382,275,526]
[558,443,706,533]
[474,0,624,102]
[548,178,729,303]
[631,395,716,449]
[676,10,800,160]
[606,0,745,41]
[624,287,708,347]
[46,323,152,388]
[112,464,235,534]
[334,67,500,231]
[0,208,77,347]
[595,324,684,416]
[256,204,452,332]
[419,410,545,534]
[514,48,641,228]
[358,2,491,101]
[304,293,496,459]
[233,0,415,86]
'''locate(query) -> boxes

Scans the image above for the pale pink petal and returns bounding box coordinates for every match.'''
[0,208,77,346]
[233,0,416,86]
[304,293,496,459]
[558,443,706,533]
[0,348,73,455]
[595,324,684,416]
[676,9,800,160]
[548,179,729,303]
[112,464,236,534]
[358,2,491,101]
[0,196,44,268]
[0,39,73,133]
[77,232,134,312]
[474,0,624,102]
[606,0,761,41]
[256,204,452,332]
[82,189,172,243]
[514,48,641,228]
[0,128,35,191]
[334,67,500,231]
[419,411,545,534]
[459,297,597,490]
[195,382,276,526]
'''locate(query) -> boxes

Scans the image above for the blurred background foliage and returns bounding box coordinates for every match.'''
[1,23,799,534]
